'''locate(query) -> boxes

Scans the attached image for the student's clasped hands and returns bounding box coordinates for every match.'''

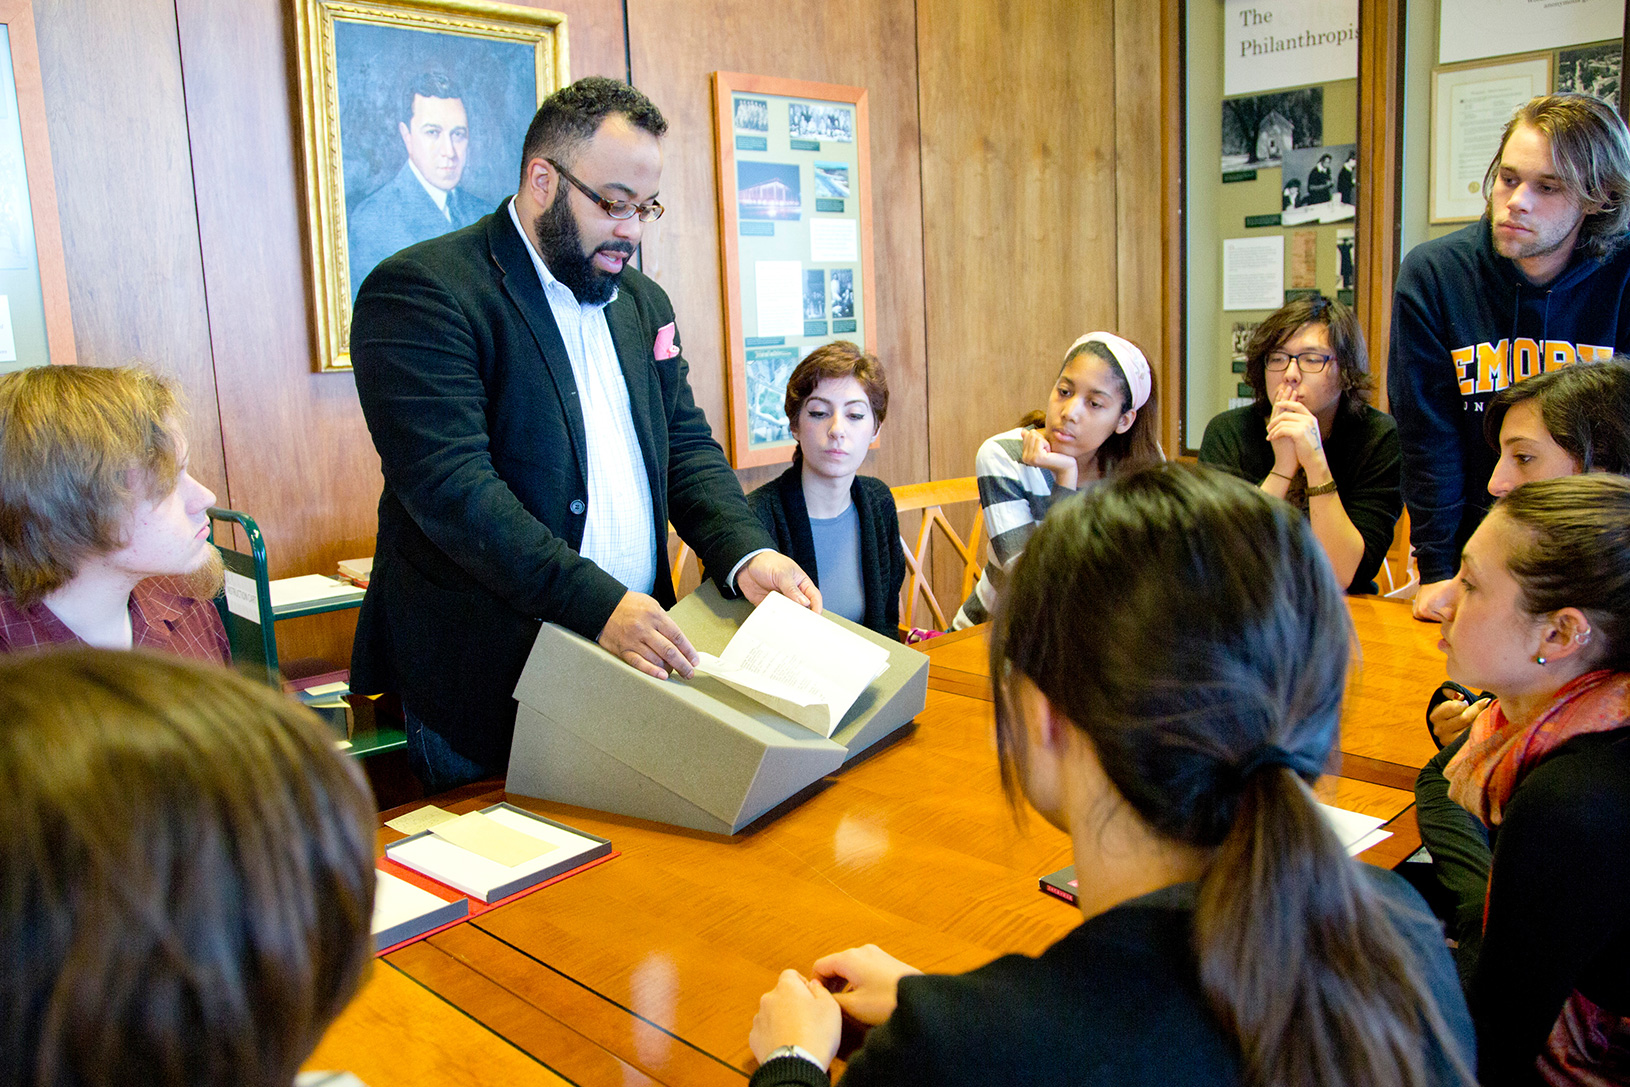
[1266,385,1327,477]
[749,944,924,1067]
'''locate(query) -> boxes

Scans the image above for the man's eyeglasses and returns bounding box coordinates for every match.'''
[547,159,664,222]
[1265,351,1334,373]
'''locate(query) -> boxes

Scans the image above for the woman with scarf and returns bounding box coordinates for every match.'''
[1420,474,1630,1086]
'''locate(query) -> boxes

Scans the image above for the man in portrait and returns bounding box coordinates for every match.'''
[348,71,493,298]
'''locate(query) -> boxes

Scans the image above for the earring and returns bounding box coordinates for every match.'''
[1577,630,1593,644]
[1535,655,1548,666]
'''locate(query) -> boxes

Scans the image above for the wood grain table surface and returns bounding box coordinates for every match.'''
[307,598,1447,1086]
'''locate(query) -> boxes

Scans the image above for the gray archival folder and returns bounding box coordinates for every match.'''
[507,581,929,834]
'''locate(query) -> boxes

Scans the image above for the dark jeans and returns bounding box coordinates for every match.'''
[403,704,501,794]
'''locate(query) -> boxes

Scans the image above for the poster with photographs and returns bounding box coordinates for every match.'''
[713,71,876,467]
[1280,143,1356,225]
[1221,87,1323,173]
[1556,41,1621,113]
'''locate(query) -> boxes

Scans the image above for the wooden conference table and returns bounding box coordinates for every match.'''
[306,597,1446,1087]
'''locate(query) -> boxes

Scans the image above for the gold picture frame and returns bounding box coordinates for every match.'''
[293,0,567,371]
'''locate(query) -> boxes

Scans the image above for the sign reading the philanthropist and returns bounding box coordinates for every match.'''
[713,71,877,468]
[1224,0,1358,96]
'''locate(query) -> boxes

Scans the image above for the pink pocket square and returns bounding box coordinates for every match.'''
[654,322,679,360]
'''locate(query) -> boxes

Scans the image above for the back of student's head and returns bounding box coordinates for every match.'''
[0,365,185,608]
[1484,357,1630,474]
[0,649,377,1087]
[990,463,1472,1087]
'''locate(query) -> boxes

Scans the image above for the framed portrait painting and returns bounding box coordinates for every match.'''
[294,0,567,371]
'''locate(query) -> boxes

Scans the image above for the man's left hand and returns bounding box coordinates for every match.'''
[737,552,823,613]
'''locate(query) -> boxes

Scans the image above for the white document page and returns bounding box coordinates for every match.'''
[1316,803,1393,857]
[691,590,889,737]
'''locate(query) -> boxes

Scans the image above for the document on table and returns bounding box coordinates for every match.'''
[1316,803,1393,856]
[690,590,890,737]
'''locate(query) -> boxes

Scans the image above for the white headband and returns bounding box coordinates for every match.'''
[1068,331,1152,412]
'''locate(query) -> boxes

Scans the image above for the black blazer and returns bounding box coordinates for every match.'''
[350,200,773,768]
[746,464,903,640]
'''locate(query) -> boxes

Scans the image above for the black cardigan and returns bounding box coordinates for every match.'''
[746,464,904,640]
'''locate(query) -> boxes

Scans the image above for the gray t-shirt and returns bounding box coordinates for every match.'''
[808,502,864,625]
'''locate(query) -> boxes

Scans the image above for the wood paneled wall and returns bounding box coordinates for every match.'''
[32,0,1174,661]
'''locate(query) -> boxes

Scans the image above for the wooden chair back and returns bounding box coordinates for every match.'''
[891,477,984,633]
[1379,507,1418,600]
[668,525,703,600]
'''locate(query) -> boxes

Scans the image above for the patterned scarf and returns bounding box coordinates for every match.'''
[1444,670,1630,826]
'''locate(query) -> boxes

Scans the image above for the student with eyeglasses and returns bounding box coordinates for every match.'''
[1200,295,1402,593]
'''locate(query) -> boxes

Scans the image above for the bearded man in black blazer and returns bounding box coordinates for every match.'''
[350,77,820,792]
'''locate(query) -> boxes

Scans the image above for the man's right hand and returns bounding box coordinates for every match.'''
[1413,578,1454,621]
[597,592,699,679]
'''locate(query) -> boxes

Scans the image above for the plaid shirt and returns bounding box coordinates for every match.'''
[507,202,657,594]
[0,576,230,664]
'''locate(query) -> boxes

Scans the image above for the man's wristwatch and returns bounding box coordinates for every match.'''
[764,1044,825,1068]
[1305,479,1338,497]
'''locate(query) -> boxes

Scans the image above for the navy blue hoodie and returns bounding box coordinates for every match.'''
[1387,217,1630,583]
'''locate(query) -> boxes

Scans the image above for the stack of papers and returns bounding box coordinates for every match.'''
[690,591,890,737]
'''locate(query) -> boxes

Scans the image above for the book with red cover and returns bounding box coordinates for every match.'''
[1039,863,1078,905]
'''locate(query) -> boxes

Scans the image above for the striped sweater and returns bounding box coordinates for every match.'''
[952,427,1080,629]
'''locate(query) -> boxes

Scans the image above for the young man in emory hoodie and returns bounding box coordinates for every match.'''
[1388,93,1630,620]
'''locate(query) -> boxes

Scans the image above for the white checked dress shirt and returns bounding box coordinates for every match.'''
[508,201,657,593]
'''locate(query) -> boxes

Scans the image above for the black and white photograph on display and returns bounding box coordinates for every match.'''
[737,161,802,221]
[1557,41,1621,113]
[813,162,850,199]
[1280,143,1356,225]
[830,268,855,319]
[1336,228,1356,292]
[804,269,826,319]
[788,102,854,142]
[734,96,769,132]
[746,346,800,445]
[1220,87,1323,173]
[1230,321,1260,362]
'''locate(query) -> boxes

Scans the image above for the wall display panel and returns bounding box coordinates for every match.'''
[1439,0,1621,65]
[1188,0,1359,449]
[0,0,71,373]
[293,0,567,371]
[711,71,876,468]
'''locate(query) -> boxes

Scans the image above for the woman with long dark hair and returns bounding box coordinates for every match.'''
[746,464,1475,1087]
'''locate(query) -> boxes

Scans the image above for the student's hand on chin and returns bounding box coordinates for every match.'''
[749,970,841,1068]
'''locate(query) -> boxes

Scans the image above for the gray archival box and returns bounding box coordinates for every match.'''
[507,581,929,834]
